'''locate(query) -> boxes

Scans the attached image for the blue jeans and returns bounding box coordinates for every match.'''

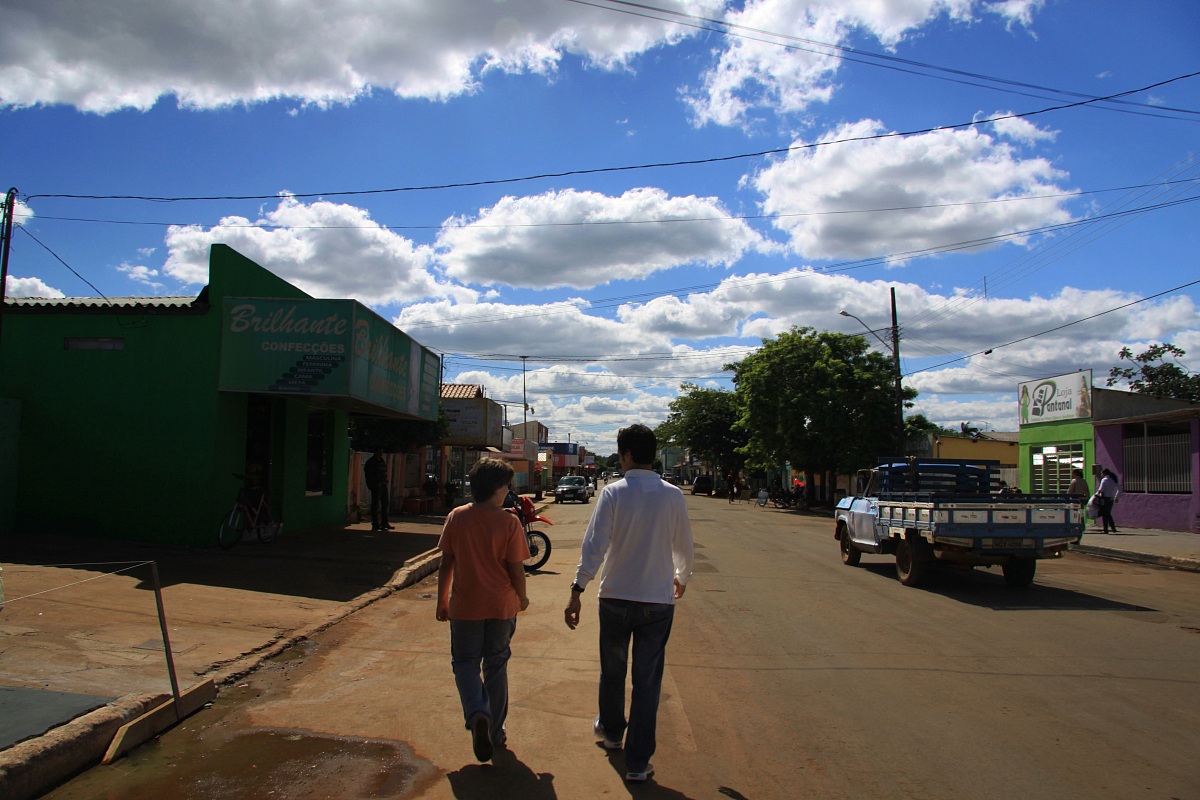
[597,598,675,772]
[450,617,516,745]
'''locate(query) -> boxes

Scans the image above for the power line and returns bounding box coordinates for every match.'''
[25,72,1200,204]
[24,177,1200,231]
[904,155,1200,331]
[398,191,1200,331]
[569,0,1200,120]
[905,277,1200,376]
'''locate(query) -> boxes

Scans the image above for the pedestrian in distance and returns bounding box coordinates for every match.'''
[1094,468,1121,534]
[564,423,695,784]
[1067,468,1090,503]
[435,457,531,763]
[364,448,392,531]
[1068,468,1090,541]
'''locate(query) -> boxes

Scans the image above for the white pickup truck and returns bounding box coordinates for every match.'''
[834,458,1083,588]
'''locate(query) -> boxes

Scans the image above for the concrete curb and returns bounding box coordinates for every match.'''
[0,548,444,800]
[1072,545,1200,573]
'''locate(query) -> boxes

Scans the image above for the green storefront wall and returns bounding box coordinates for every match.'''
[0,244,437,546]
[1017,418,1095,493]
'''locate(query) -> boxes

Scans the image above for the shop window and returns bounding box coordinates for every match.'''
[1123,422,1190,493]
[306,410,333,496]
[1029,444,1083,494]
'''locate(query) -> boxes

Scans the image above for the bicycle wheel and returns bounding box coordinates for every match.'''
[218,506,248,549]
[523,529,552,571]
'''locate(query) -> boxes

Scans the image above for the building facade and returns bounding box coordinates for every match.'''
[0,244,439,545]
[1016,369,1197,532]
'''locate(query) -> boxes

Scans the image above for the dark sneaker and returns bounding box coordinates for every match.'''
[626,762,654,782]
[472,716,493,762]
[593,717,621,749]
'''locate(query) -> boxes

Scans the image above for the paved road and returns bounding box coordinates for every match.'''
[43,495,1200,799]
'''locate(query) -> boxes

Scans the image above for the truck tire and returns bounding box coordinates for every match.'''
[895,536,929,587]
[1003,557,1036,588]
[838,524,862,566]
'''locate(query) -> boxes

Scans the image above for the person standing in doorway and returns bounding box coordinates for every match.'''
[1068,469,1090,503]
[564,423,694,783]
[1095,468,1120,534]
[365,448,392,531]
[436,458,530,763]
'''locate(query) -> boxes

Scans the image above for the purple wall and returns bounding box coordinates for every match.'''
[1094,419,1200,533]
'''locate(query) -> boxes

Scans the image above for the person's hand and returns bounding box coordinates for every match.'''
[519,596,530,612]
[564,592,582,630]
[435,601,449,622]
[674,578,687,600]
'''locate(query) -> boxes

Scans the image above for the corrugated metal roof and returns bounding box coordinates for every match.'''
[441,383,484,399]
[5,296,198,309]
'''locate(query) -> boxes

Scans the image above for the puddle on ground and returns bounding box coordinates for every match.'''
[44,726,432,800]
[43,657,434,800]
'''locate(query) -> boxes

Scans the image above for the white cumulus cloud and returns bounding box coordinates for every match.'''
[161,194,464,304]
[6,276,65,298]
[437,188,766,289]
[750,119,1075,260]
[0,0,723,113]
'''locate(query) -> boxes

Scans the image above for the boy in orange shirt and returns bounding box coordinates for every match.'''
[436,458,531,762]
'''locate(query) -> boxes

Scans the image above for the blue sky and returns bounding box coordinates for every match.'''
[3,0,1198,455]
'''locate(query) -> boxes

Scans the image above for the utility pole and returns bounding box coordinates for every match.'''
[0,188,18,344]
[890,287,905,457]
[840,286,906,457]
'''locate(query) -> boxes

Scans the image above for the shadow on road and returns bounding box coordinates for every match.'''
[858,562,1156,612]
[447,747,557,799]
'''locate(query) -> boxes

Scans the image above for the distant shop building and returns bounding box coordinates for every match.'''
[1016,369,1198,532]
[0,244,439,545]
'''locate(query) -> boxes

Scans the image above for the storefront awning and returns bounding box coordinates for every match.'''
[217,297,440,421]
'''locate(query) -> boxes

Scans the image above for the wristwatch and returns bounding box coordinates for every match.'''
[570,582,585,593]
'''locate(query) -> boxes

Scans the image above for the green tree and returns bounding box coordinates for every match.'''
[729,327,914,480]
[904,414,951,438]
[1106,342,1200,403]
[661,383,747,476]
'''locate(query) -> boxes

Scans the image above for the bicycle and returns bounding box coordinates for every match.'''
[218,473,282,548]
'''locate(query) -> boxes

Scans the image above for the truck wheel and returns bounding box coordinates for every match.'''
[838,525,861,566]
[895,537,928,587]
[1003,557,1036,588]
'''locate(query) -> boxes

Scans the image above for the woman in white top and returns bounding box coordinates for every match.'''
[1095,469,1120,534]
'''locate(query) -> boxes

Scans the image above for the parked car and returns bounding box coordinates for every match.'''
[691,475,714,496]
[555,475,590,503]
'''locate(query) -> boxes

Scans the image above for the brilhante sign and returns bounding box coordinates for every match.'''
[1017,369,1092,426]
[218,298,439,420]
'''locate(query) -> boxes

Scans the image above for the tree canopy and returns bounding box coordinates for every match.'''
[1106,342,1200,403]
[729,326,914,475]
[660,383,747,476]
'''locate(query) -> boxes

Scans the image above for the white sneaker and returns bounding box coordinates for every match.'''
[626,762,654,782]
[593,718,622,749]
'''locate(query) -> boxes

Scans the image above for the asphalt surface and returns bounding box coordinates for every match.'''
[1,503,1197,799]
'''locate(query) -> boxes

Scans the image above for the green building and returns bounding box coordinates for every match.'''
[0,244,439,545]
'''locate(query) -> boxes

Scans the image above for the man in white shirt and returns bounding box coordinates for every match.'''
[564,424,694,783]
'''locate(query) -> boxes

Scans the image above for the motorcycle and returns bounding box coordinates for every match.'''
[770,487,809,511]
[508,496,553,571]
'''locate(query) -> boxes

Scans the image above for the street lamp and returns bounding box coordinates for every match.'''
[840,286,905,456]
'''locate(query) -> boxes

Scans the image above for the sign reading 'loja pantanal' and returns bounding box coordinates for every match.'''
[219,297,440,420]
